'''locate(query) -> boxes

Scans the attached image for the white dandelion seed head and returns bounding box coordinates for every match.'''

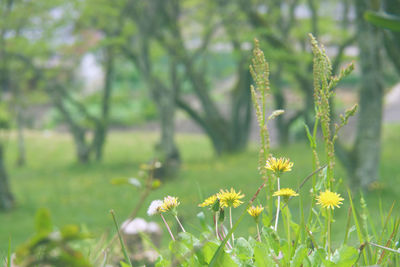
[147,200,163,216]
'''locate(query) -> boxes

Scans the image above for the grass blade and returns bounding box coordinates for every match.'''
[7,237,11,267]
[347,188,368,264]
[378,201,396,245]
[343,206,352,245]
[110,210,132,267]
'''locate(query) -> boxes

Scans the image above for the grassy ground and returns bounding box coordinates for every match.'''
[1,124,400,254]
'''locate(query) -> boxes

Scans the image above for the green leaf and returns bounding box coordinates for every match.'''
[60,225,80,240]
[290,245,308,267]
[233,237,253,261]
[178,232,200,249]
[308,248,326,266]
[365,11,400,32]
[304,124,315,148]
[315,167,328,191]
[254,243,276,267]
[332,245,358,266]
[110,177,141,188]
[35,208,52,235]
[155,256,171,267]
[261,212,272,228]
[262,227,280,254]
[203,242,219,263]
[203,242,238,266]
[120,261,131,267]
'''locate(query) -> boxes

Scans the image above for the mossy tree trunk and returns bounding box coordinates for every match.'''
[157,0,253,155]
[92,47,115,162]
[0,144,14,211]
[338,0,384,189]
[16,104,26,166]
[124,4,181,178]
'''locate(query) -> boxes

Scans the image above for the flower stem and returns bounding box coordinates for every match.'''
[286,206,291,258]
[327,208,331,259]
[274,177,281,231]
[219,225,233,250]
[256,223,261,242]
[230,207,234,245]
[175,215,186,233]
[160,214,175,241]
[214,213,219,238]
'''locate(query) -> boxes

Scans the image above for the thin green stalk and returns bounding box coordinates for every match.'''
[377,218,400,265]
[209,180,266,267]
[215,213,219,239]
[256,223,261,242]
[370,242,400,254]
[229,207,234,245]
[175,215,186,233]
[286,206,291,258]
[160,213,175,241]
[343,206,352,245]
[274,177,281,231]
[327,208,331,259]
[7,237,11,267]
[378,201,396,245]
[347,189,368,264]
[299,194,305,246]
[271,165,327,226]
[110,210,132,267]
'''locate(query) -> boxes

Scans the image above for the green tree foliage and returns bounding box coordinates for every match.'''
[0,0,63,209]
[365,0,400,74]
[218,0,356,145]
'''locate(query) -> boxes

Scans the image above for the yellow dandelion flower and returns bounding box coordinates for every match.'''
[160,196,180,212]
[218,188,245,208]
[247,205,264,219]
[316,190,344,210]
[198,194,218,207]
[273,188,299,197]
[265,157,293,173]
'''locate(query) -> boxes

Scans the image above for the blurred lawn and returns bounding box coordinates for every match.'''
[1,124,400,253]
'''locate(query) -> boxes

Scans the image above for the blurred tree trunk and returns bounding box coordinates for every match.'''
[231,60,252,150]
[92,47,115,161]
[0,144,14,211]
[338,0,384,189]
[134,15,181,177]
[12,84,26,167]
[48,46,115,164]
[158,0,252,154]
[0,2,15,210]
[49,85,91,164]
[122,0,181,178]
[152,75,181,177]
[16,103,25,166]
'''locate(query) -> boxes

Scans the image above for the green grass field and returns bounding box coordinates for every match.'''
[1,124,400,254]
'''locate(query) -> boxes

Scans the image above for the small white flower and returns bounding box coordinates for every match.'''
[128,177,141,188]
[154,161,162,168]
[147,200,163,216]
[122,218,147,234]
